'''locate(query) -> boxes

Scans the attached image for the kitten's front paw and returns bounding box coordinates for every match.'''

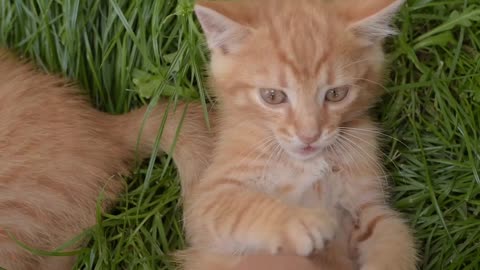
[270,207,337,256]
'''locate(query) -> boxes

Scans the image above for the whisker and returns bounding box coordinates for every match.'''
[350,77,389,92]
[340,130,401,174]
[337,58,374,73]
[339,127,410,149]
[260,143,281,183]
[333,136,362,173]
[273,143,284,163]
[235,136,276,167]
[336,135,388,181]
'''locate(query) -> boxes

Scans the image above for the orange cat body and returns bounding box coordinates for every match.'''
[0,49,211,270]
[0,0,418,268]
[182,0,417,269]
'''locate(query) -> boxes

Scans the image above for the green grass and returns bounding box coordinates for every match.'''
[0,0,479,269]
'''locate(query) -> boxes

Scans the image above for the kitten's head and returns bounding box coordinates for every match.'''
[195,0,404,161]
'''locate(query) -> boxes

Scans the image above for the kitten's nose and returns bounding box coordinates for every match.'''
[296,131,321,145]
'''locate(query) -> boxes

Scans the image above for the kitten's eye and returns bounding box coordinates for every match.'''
[260,88,288,105]
[325,86,350,102]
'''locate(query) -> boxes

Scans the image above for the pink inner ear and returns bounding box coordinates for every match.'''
[194,2,252,53]
[335,0,404,43]
[196,10,229,37]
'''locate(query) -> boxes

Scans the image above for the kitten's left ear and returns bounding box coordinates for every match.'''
[194,0,251,53]
[339,0,405,44]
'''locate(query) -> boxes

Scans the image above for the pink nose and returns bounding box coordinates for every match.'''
[297,132,321,145]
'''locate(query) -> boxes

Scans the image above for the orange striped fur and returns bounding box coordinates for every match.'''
[0,49,212,270]
[182,0,417,269]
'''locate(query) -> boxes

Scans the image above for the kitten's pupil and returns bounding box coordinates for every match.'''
[268,94,273,100]
[267,91,276,102]
[331,90,339,98]
[260,88,287,105]
[326,86,349,102]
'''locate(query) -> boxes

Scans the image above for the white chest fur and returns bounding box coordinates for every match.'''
[253,157,334,205]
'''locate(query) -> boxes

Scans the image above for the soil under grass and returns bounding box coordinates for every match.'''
[1,0,479,269]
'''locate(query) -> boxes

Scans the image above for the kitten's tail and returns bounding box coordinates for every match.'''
[112,101,213,197]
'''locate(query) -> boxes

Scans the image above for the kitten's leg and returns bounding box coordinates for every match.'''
[333,152,417,270]
[181,236,356,270]
[352,203,417,270]
[185,179,337,256]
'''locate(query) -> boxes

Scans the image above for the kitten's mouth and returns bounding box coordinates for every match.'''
[276,136,325,161]
[301,145,317,155]
[289,145,321,160]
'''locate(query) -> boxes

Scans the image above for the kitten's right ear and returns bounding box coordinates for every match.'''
[194,1,251,53]
[337,0,405,45]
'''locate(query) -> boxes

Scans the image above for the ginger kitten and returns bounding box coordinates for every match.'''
[0,49,211,270]
[181,0,417,269]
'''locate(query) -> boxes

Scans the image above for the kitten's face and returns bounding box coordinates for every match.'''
[196,0,403,161]
[215,35,381,161]
[249,66,369,161]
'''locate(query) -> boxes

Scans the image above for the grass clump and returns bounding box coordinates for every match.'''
[1,0,479,269]
[384,1,480,269]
